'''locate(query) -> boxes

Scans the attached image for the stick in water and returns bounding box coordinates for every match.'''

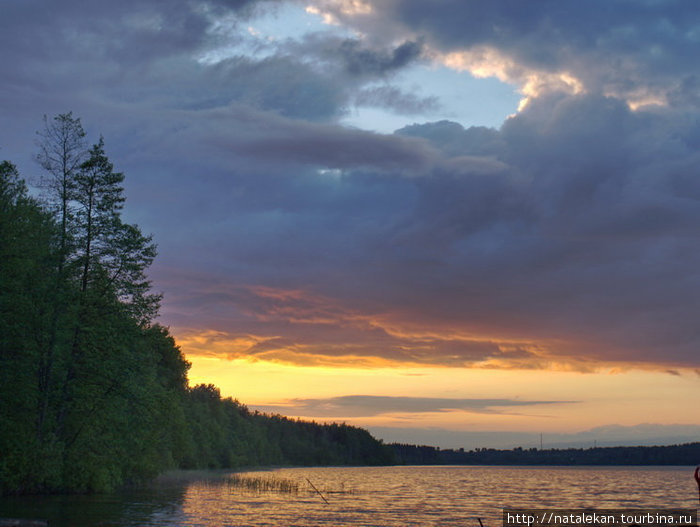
[478,518,485,527]
[306,478,330,505]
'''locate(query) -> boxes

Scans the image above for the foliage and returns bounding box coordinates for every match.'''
[179,388,394,470]
[0,115,393,495]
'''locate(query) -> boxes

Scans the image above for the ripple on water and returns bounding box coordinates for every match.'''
[0,465,695,526]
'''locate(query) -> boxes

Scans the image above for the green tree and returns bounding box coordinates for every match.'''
[72,137,160,322]
[0,160,62,492]
[55,135,164,490]
[33,113,88,453]
[2,114,395,495]
[73,137,125,294]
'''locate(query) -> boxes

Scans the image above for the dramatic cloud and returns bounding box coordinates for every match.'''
[2,0,700,376]
[152,92,700,370]
[308,0,700,108]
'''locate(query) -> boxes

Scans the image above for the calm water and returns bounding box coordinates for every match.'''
[1,466,697,527]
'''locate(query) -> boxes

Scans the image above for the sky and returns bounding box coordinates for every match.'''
[2,0,700,449]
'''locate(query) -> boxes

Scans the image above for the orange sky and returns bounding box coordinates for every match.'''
[177,327,700,448]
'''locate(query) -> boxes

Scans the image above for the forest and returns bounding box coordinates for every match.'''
[0,113,394,495]
[391,442,700,466]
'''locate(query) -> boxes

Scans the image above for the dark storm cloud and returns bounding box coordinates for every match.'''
[3,0,700,371]
[150,92,700,368]
[1,0,265,65]
[291,34,423,77]
[0,8,357,122]
[228,116,439,170]
[314,0,700,105]
[195,55,346,119]
[280,33,434,114]
[253,395,577,418]
[335,39,423,77]
[396,121,505,157]
[355,86,440,115]
[0,0,436,149]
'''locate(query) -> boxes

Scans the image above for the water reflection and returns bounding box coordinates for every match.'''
[0,466,695,527]
[0,482,188,527]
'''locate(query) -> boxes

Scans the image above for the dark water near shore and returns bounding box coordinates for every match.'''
[1,466,696,526]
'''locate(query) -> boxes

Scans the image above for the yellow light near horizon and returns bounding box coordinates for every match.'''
[186,354,700,435]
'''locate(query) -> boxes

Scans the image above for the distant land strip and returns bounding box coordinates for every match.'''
[390,442,700,465]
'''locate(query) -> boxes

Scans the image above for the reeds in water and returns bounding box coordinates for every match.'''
[227,474,300,494]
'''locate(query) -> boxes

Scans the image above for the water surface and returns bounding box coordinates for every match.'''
[1,466,696,526]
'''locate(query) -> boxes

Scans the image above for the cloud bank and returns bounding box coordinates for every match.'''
[2,0,700,372]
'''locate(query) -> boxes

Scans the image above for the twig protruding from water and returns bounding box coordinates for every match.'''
[306,478,330,505]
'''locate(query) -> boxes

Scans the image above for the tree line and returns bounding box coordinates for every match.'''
[0,113,394,495]
[391,442,700,465]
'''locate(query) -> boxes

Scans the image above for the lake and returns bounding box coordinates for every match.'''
[1,466,697,526]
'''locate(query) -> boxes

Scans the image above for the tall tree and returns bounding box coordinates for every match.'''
[73,137,125,294]
[73,136,160,321]
[33,113,88,448]
[35,112,87,269]
[55,134,166,490]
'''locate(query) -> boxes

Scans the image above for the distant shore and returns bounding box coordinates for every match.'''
[152,441,700,486]
[390,441,700,466]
